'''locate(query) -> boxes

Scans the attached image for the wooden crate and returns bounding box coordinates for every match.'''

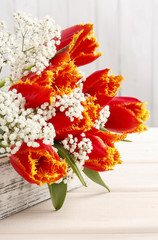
[0,155,82,220]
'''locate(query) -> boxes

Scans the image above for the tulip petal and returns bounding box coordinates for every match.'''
[10,140,67,185]
[48,97,101,140]
[83,129,124,172]
[56,23,101,66]
[10,81,52,108]
[56,24,86,51]
[83,69,123,107]
[105,96,149,133]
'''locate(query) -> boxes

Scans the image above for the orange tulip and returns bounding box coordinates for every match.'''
[83,69,123,107]
[10,140,67,185]
[83,128,126,171]
[55,23,102,66]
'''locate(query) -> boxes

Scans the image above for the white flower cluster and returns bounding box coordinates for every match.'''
[61,133,93,183]
[0,21,16,68]
[0,76,13,92]
[0,12,61,81]
[52,86,85,121]
[0,89,56,155]
[93,105,110,129]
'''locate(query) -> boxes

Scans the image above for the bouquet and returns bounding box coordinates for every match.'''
[0,12,149,210]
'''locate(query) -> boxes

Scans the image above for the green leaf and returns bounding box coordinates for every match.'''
[0,128,4,135]
[68,32,81,52]
[121,139,132,142]
[49,45,69,62]
[56,44,69,54]
[23,65,35,71]
[0,139,10,149]
[54,142,87,187]
[83,168,110,192]
[48,181,67,211]
[0,79,5,88]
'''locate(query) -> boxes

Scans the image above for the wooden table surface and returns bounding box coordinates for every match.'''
[0,128,158,240]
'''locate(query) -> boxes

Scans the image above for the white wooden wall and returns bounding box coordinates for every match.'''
[0,0,157,126]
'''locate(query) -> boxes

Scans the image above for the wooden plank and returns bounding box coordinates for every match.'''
[152,0,158,127]
[2,233,158,240]
[14,0,38,16]
[1,191,158,234]
[37,0,69,29]
[121,128,158,143]
[117,141,158,163]
[96,0,120,76]
[100,163,158,192]
[0,0,15,30]
[119,0,152,125]
[116,128,158,163]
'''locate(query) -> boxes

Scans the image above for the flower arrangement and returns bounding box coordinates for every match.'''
[0,12,149,210]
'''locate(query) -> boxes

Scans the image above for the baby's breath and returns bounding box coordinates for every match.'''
[0,89,56,155]
[93,105,110,129]
[0,12,61,81]
[61,133,93,183]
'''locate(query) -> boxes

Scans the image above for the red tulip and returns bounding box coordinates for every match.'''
[10,81,52,109]
[10,140,67,185]
[83,128,126,171]
[56,23,102,66]
[83,69,123,107]
[105,97,149,133]
[48,97,101,140]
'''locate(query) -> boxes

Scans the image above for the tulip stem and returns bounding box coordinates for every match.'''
[54,142,87,187]
[99,126,108,132]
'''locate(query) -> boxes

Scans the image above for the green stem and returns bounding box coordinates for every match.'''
[23,65,35,71]
[99,126,108,132]
[0,140,11,149]
[23,46,35,53]
[54,142,87,187]
[22,35,25,52]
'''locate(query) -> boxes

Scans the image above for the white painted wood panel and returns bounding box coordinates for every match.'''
[2,234,158,240]
[119,0,152,126]
[101,163,158,192]
[152,0,158,127]
[116,128,158,163]
[96,0,120,76]
[38,0,69,29]
[0,0,15,30]
[1,192,158,234]
[14,0,38,16]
